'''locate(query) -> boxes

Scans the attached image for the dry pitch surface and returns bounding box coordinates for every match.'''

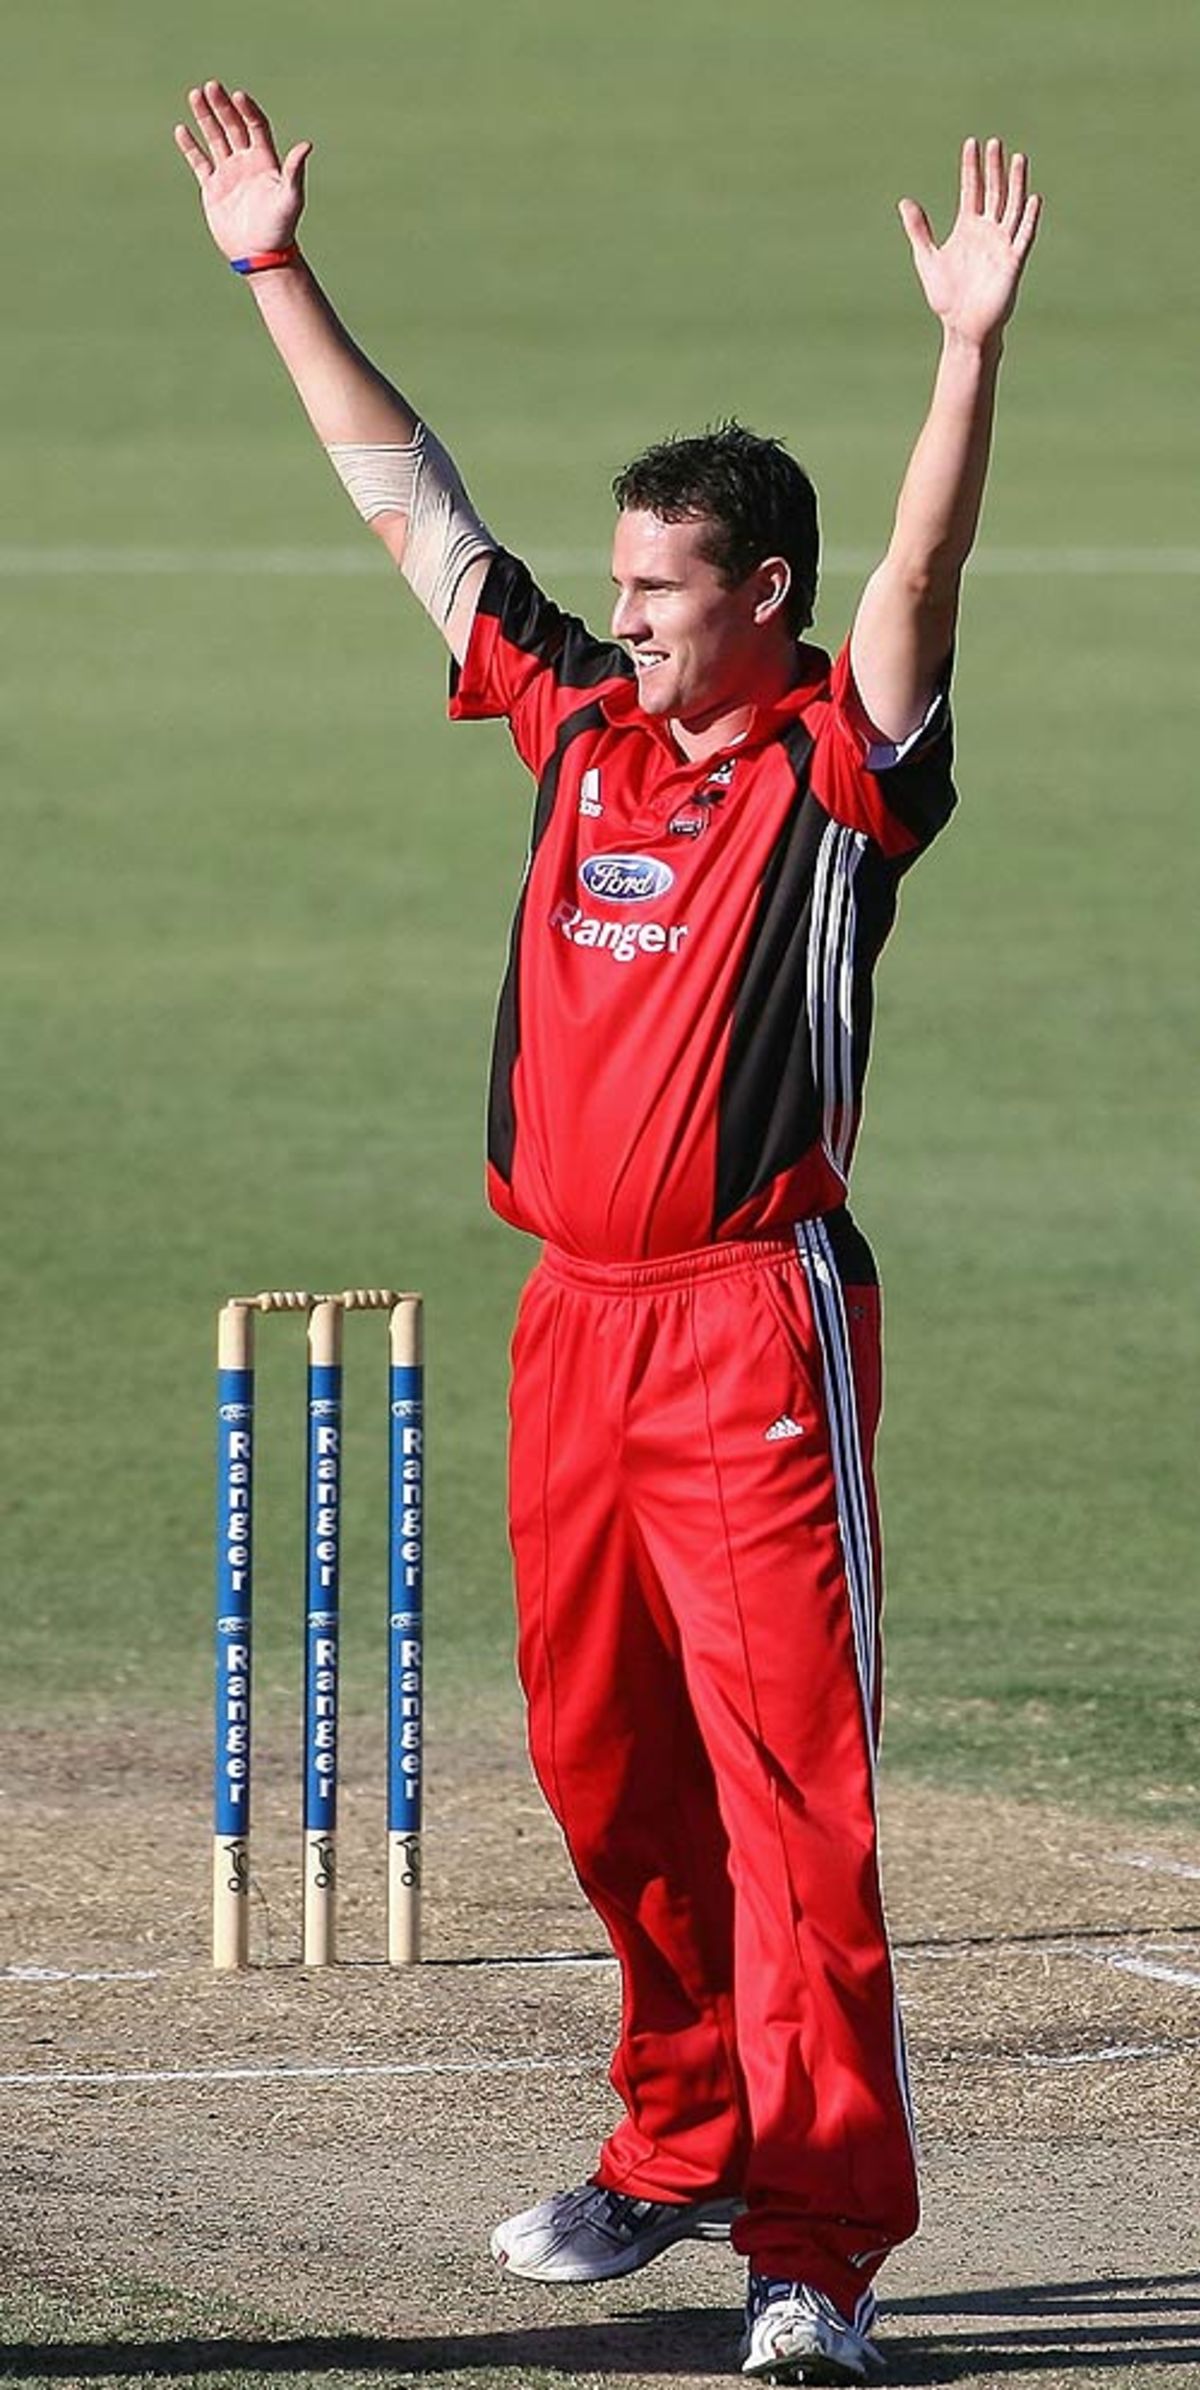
[2,1709,1198,2389]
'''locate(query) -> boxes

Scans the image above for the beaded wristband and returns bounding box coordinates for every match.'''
[230,245,300,276]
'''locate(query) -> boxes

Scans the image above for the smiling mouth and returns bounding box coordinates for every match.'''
[632,651,668,674]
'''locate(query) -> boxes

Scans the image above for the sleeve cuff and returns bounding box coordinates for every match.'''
[865,687,948,773]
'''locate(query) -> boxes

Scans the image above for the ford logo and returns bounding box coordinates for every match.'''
[579,854,675,905]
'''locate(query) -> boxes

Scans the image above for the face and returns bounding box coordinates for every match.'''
[610,510,790,729]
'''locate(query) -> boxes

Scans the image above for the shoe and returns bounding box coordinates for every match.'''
[740,2274,884,2383]
[490,2181,741,2282]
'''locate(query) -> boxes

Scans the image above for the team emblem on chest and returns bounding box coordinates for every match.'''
[669,755,736,838]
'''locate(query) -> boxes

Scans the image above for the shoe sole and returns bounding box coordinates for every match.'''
[742,2358,876,2386]
[492,2196,742,2282]
[741,2337,882,2385]
[740,2320,882,2385]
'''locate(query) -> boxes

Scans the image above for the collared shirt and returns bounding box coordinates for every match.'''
[450,550,956,1262]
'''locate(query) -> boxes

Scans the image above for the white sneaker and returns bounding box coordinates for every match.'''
[490,2181,741,2282]
[740,2275,884,2383]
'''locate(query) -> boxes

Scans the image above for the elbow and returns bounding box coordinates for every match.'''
[371,511,411,570]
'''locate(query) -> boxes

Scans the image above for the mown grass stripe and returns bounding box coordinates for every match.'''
[0,545,1197,577]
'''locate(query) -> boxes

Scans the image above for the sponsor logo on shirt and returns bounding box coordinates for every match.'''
[579,853,675,905]
[549,900,689,965]
[578,768,603,818]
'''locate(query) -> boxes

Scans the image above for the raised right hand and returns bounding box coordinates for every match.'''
[174,82,311,260]
[898,137,1041,350]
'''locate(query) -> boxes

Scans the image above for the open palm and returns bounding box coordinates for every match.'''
[900,138,1041,346]
[174,82,311,260]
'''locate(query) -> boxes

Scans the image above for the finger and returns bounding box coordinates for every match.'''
[1002,151,1029,238]
[233,88,279,159]
[189,83,231,161]
[283,140,313,199]
[1013,190,1043,264]
[897,196,936,259]
[173,123,213,183]
[984,136,1005,217]
[203,78,251,153]
[959,136,983,216]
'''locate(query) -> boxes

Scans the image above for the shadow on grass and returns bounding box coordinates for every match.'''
[886,2268,1200,2379]
[1,2276,1198,2380]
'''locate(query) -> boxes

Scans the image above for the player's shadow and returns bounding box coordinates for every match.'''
[0,2273,1198,2379]
[882,2270,1200,2377]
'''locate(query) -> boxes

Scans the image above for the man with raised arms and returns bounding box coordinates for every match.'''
[176,85,1039,2383]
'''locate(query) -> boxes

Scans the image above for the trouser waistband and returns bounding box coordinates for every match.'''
[539,1209,877,1294]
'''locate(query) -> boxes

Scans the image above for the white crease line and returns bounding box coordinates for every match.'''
[1,1953,611,1986]
[0,2055,597,2090]
[910,1935,1200,1992]
[901,1933,1197,1964]
[0,1965,162,1985]
[1099,1849,1200,1882]
[7,1940,1195,1988]
[4,2036,1193,2092]
[1014,2039,1187,2069]
[9,1942,1188,1984]
[0,545,1197,579]
[1082,1951,1200,1992]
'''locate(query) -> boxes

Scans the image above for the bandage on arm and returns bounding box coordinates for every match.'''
[325,423,496,656]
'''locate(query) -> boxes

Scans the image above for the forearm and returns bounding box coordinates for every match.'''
[243,251,494,658]
[244,253,421,445]
[851,329,1003,740]
[885,326,1003,597]
[850,137,1040,743]
[176,86,496,654]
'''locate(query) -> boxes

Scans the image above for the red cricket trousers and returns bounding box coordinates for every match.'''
[507,1216,918,2310]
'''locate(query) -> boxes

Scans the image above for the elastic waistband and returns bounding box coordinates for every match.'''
[538,1209,876,1295]
[540,1231,798,1296]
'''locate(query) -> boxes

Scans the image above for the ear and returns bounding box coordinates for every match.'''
[752,556,792,626]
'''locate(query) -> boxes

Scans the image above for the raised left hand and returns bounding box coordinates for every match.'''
[899,138,1042,347]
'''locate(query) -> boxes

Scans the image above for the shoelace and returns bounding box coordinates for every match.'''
[746,2276,877,2334]
[747,2274,808,2326]
[597,2190,664,2240]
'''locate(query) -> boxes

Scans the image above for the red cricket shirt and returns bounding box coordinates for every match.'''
[450,551,956,1262]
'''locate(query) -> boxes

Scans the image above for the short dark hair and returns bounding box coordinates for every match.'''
[612,419,819,634]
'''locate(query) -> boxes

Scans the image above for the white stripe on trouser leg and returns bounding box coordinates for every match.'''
[793,1217,919,2155]
[853,2286,879,2335]
[794,1220,877,1726]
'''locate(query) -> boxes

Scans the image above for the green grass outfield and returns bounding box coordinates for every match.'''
[1,0,1195,1821]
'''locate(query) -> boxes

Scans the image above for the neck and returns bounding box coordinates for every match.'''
[668,644,800,763]
[669,701,755,765]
